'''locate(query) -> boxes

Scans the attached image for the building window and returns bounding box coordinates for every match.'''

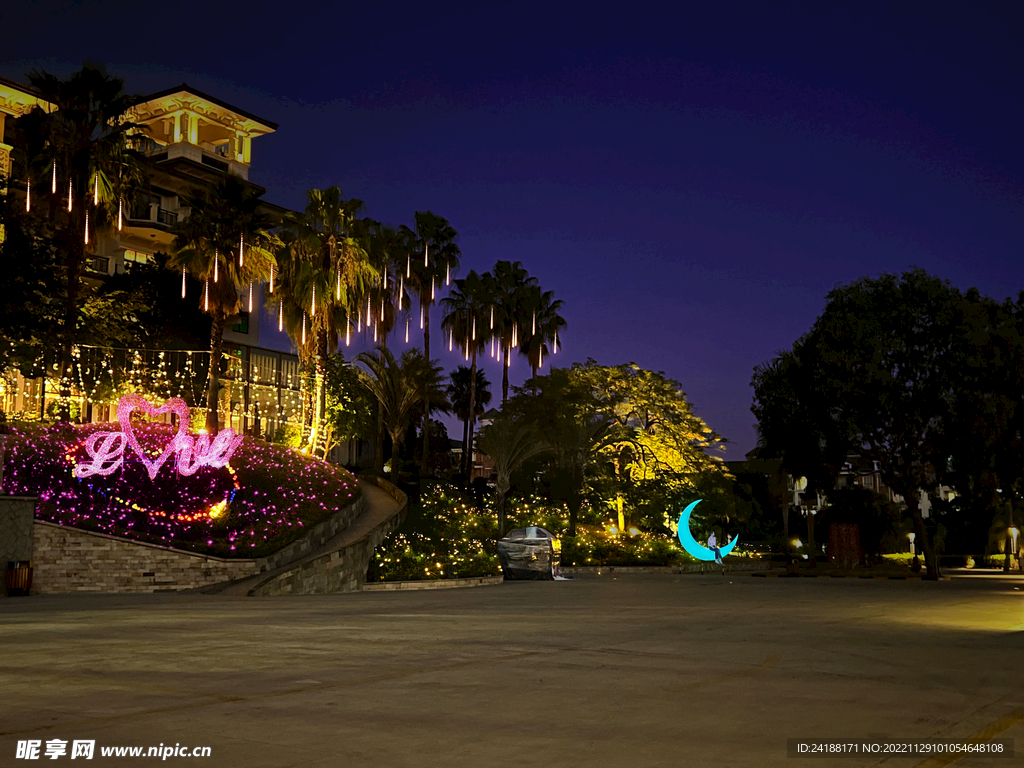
[87,256,110,274]
[123,249,153,265]
[231,312,250,334]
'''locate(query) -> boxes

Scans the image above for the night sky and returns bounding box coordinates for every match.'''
[3,1,1022,457]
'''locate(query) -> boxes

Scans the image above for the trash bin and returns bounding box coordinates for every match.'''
[497,527,560,580]
[5,561,33,596]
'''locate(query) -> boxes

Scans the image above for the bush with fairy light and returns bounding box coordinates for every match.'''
[3,422,360,558]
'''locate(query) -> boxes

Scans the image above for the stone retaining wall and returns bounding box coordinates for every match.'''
[252,476,406,596]
[31,521,260,594]
[260,488,366,572]
[363,575,503,591]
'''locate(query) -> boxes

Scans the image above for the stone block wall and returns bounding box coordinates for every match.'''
[260,488,366,572]
[31,521,260,594]
[0,496,37,596]
[253,477,406,596]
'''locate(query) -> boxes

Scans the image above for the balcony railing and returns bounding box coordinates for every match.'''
[128,204,179,228]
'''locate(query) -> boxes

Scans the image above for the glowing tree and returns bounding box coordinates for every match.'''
[485,261,538,404]
[441,270,490,477]
[275,187,374,453]
[169,175,279,433]
[518,286,566,391]
[400,211,460,472]
[17,64,146,420]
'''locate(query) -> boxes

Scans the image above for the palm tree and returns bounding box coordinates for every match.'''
[401,211,460,471]
[441,270,490,477]
[477,410,549,537]
[275,187,374,453]
[19,64,145,420]
[447,366,492,470]
[519,287,567,390]
[485,261,538,404]
[356,346,446,477]
[170,175,279,432]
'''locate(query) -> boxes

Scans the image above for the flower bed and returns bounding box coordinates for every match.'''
[2,423,359,558]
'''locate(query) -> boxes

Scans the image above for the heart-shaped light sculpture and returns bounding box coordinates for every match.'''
[74,395,242,480]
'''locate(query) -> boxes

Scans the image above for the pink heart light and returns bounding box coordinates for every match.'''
[117,395,192,480]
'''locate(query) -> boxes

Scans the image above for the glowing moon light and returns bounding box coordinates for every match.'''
[677,499,738,561]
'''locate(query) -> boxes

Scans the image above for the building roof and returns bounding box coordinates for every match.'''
[138,83,278,131]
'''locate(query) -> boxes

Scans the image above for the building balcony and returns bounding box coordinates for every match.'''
[128,203,180,229]
[140,139,249,180]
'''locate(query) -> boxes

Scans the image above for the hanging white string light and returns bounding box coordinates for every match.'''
[399,275,404,305]
[248,281,254,313]
[406,254,410,278]
[25,176,30,212]
[117,197,123,231]
[204,278,209,311]
[420,305,424,330]
[373,322,378,343]
[449,330,453,352]
[67,178,73,212]
[446,262,450,286]
[181,267,187,298]
[366,295,371,321]
[301,313,306,345]
[336,263,341,300]
[431,279,435,301]
[269,263,274,293]
[311,282,316,317]
[357,309,362,333]
[532,311,536,335]
[51,161,56,194]
[405,318,410,344]
[84,210,89,244]
[345,317,351,346]
[93,173,99,206]
[554,330,558,353]
[539,346,543,369]
[472,316,476,340]
[213,249,219,283]
[490,305,494,330]
[424,242,429,268]
[278,300,284,332]
[239,234,244,266]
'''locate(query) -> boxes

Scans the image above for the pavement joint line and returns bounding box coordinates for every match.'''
[0,649,542,738]
[910,706,1024,768]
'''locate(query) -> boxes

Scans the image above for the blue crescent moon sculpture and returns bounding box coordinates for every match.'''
[677,499,738,561]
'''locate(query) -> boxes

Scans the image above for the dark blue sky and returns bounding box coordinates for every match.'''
[3,1,1022,456]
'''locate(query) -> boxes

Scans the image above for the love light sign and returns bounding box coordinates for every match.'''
[74,395,243,480]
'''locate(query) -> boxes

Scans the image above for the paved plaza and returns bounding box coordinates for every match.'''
[2,573,1023,767]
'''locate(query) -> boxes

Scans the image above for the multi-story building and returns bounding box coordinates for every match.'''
[0,77,307,442]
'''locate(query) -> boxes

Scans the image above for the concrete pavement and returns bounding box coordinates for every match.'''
[2,573,1023,767]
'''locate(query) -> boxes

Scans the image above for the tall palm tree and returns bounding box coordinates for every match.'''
[401,211,460,472]
[485,260,538,403]
[441,270,490,477]
[519,287,567,390]
[356,346,446,477]
[477,410,549,537]
[447,366,492,471]
[275,187,374,452]
[19,64,145,420]
[170,175,280,432]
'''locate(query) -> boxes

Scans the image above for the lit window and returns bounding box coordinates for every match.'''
[123,249,153,265]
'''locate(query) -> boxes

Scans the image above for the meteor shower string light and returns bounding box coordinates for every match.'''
[278,300,284,332]
[345,318,351,346]
[269,263,274,293]
[424,242,429,268]
[399,275,404,304]
[420,305,424,330]
[239,234,244,266]
[311,283,316,317]
[357,309,362,333]
[336,264,341,300]
[213,249,219,282]
[431,279,435,301]
[446,262,450,286]
[406,254,411,278]
[67,178,73,212]
[84,211,89,244]
[532,312,536,335]
[472,316,476,340]
[405,318,410,343]
[449,331,453,352]
[117,197,123,231]
[204,278,209,311]
[93,173,99,205]
[181,268,187,298]
[301,313,306,345]
[51,161,56,194]
[25,176,30,212]
[490,305,494,330]
[248,281,254,313]
[373,322,378,343]
[553,330,558,353]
